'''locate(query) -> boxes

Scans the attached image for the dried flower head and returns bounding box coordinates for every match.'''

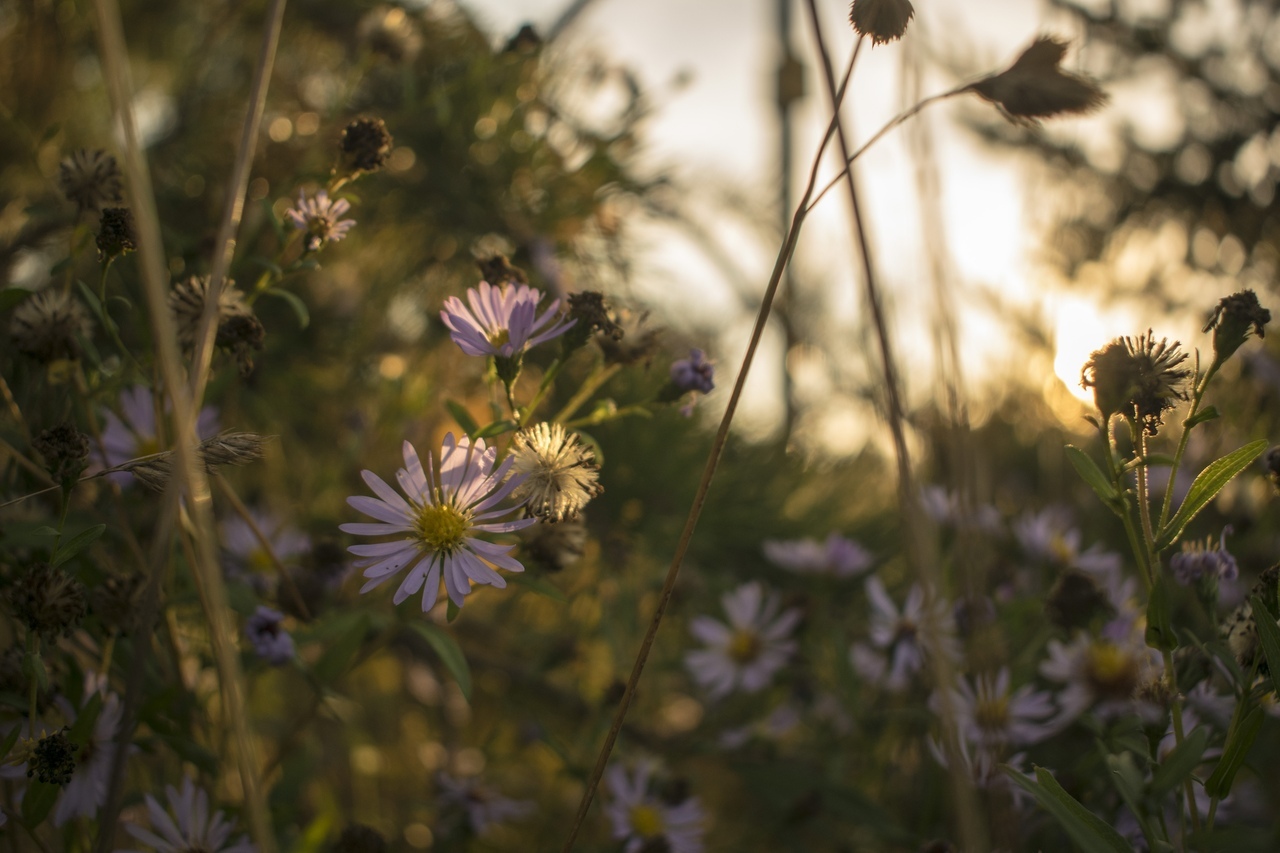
[1081,331,1190,434]
[848,0,914,45]
[286,189,356,252]
[521,513,588,571]
[1204,289,1270,366]
[1221,564,1279,673]
[968,36,1107,124]
[340,117,393,174]
[477,254,528,286]
[32,423,91,486]
[598,307,661,366]
[510,423,604,523]
[9,288,93,362]
[28,729,77,786]
[563,290,623,352]
[90,570,144,634]
[9,563,88,639]
[358,5,423,63]
[58,148,123,212]
[96,207,137,260]
[168,276,264,373]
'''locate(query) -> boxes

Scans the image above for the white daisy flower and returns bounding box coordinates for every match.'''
[685,581,801,699]
[341,434,536,613]
[605,762,705,853]
[932,667,1056,750]
[121,777,254,852]
[509,422,603,523]
[850,577,960,692]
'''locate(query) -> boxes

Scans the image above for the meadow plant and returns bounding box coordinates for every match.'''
[2,0,1278,851]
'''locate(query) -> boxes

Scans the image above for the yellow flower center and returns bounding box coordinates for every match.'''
[727,630,761,664]
[413,502,470,554]
[974,695,1009,733]
[1050,534,1074,565]
[1086,642,1138,698]
[248,548,274,574]
[487,328,511,349]
[629,804,665,838]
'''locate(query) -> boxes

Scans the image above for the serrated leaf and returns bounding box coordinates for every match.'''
[262,286,310,329]
[312,613,368,683]
[51,523,106,567]
[0,287,33,313]
[1004,765,1132,853]
[22,779,60,826]
[1065,445,1120,510]
[1186,405,1220,427]
[1205,706,1263,798]
[507,571,567,602]
[1248,595,1280,684]
[1151,725,1210,796]
[406,621,472,701]
[446,400,479,438]
[1158,440,1268,550]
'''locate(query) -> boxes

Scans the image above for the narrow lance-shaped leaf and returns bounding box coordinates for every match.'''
[1065,445,1122,513]
[406,622,472,702]
[52,523,107,567]
[1157,440,1268,550]
[1247,595,1280,683]
[1205,705,1264,798]
[1151,726,1210,797]
[1004,765,1132,853]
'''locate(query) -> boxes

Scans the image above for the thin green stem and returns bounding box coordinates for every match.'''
[519,358,566,427]
[553,361,620,425]
[1133,427,1160,573]
[1157,361,1219,534]
[1163,650,1202,836]
[26,631,38,725]
[1098,420,1153,589]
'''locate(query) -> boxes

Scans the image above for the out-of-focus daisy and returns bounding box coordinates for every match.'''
[762,532,874,578]
[341,434,536,613]
[850,577,960,692]
[435,771,533,834]
[685,581,801,699]
[932,668,1055,751]
[1040,619,1162,725]
[58,148,123,213]
[95,386,219,485]
[440,281,574,359]
[220,510,311,575]
[9,287,93,363]
[918,485,1001,531]
[605,762,705,853]
[285,189,355,252]
[120,776,254,852]
[508,422,603,523]
[245,606,295,666]
[52,673,126,826]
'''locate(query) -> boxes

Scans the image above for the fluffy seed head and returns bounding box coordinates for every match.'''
[58,148,123,212]
[9,288,93,363]
[510,423,603,523]
[848,0,914,45]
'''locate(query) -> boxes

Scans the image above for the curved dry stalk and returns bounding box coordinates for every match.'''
[88,0,282,849]
[801,2,986,849]
[559,43,862,853]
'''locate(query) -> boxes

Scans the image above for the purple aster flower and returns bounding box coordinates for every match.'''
[685,581,801,699]
[670,348,715,394]
[93,385,219,486]
[1170,527,1238,585]
[762,532,874,578]
[931,668,1056,751]
[221,510,311,574]
[285,189,355,252]
[245,606,295,665]
[435,771,533,834]
[341,434,537,613]
[440,281,575,359]
[605,762,705,853]
[850,577,960,692]
[121,776,254,852]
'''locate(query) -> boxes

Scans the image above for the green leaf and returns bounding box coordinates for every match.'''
[1004,765,1132,853]
[1065,445,1121,510]
[250,256,284,277]
[1158,440,1268,550]
[51,523,106,567]
[0,719,21,761]
[22,779,60,826]
[475,419,517,439]
[262,286,310,329]
[1248,595,1280,683]
[507,572,567,602]
[75,279,119,336]
[446,598,460,623]
[1186,405,1220,428]
[446,400,479,438]
[405,621,472,701]
[1105,753,1159,850]
[65,691,104,746]
[1205,706,1263,798]
[1151,725,1210,796]
[312,613,369,683]
[0,287,33,313]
